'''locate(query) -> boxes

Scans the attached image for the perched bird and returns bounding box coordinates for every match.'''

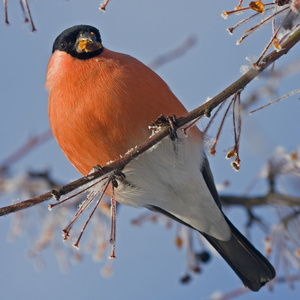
[46,25,275,291]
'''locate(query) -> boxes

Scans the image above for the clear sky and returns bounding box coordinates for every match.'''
[1,1,300,300]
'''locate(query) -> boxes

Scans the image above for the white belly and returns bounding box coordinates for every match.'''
[114,131,231,241]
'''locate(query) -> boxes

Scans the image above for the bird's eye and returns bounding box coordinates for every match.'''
[60,41,67,51]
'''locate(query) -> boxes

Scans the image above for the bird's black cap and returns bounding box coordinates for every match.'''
[52,25,103,60]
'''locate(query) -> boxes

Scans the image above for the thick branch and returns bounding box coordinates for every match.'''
[1,28,300,217]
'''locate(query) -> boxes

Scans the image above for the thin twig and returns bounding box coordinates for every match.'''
[19,0,29,23]
[0,129,52,172]
[210,274,300,300]
[148,36,197,70]
[22,0,36,31]
[99,0,111,11]
[249,88,300,114]
[4,0,9,24]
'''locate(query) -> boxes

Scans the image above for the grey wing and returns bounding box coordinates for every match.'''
[200,155,222,209]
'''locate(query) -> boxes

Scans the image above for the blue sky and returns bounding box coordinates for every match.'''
[1,1,300,299]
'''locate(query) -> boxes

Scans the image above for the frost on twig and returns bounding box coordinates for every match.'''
[99,0,111,11]
[204,91,242,171]
[223,0,300,66]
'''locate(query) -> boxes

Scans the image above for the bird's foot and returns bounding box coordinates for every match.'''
[149,114,178,141]
[89,164,103,174]
[111,169,126,188]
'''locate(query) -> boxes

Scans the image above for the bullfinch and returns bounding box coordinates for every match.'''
[46,25,275,291]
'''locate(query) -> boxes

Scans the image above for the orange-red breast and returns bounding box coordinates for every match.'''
[46,25,275,290]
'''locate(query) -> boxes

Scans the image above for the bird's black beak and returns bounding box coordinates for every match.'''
[76,32,102,53]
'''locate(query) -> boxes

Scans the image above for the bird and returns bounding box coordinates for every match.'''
[46,24,275,291]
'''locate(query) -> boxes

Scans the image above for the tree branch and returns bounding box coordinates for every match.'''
[1,27,300,217]
[220,193,300,209]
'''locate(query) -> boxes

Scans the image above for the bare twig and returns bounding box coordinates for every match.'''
[249,88,300,114]
[220,193,300,209]
[209,274,300,300]
[1,27,300,217]
[22,0,36,32]
[4,0,9,24]
[99,0,111,11]
[148,36,197,70]
[0,129,52,172]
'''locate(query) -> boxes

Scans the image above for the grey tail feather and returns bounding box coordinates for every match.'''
[201,215,276,292]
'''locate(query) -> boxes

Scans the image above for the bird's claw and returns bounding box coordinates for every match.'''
[89,164,103,174]
[167,115,179,141]
[111,169,126,188]
[149,114,178,141]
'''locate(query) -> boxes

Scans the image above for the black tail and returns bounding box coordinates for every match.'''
[201,216,276,291]
[146,205,275,291]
